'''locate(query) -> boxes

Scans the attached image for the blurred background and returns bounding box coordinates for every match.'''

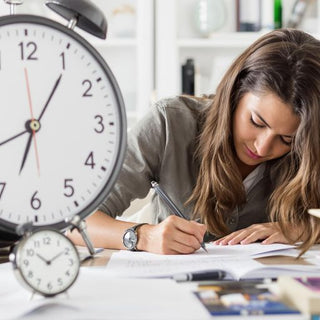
[1,0,318,128]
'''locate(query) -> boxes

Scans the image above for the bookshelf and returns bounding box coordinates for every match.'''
[155,0,320,100]
[0,0,154,128]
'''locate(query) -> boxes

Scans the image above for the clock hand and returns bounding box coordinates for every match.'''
[0,129,27,146]
[19,133,32,174]
[22,68,41,175]
[38,74,62,121]
[48,250,65,263]
[36,253,50,265]
[19,68,41,175]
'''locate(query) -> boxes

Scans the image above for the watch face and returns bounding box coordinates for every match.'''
[0,15,126,233]
[12,229,80,296]
[123,229,137,250]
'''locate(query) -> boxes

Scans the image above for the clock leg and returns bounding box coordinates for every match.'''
[67,215,96,257]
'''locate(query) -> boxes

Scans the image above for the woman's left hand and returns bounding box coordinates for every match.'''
[212,222,289,245]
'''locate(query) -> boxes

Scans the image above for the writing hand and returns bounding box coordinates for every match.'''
[137,215,207,255]
[212,222,289,245]
[0,129,28,147]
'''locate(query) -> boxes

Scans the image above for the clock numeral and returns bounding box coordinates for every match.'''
[60,52,65,70]
[23,259,29,267]
[33,240,40,248]
[18,41,38,60]
[57,278,63,286]
[26,249,34,257]
[36,278,41,286]
[82,79,93,97]
[31,191,41,210]
[84,152,96,169]
[64,247,70,255]
[68,258,74,266]
[27,271,33,279]
[47,282,53,291]
[64,179,74,197]
[43,236,51,245]
[0,182,6,200]
[65,270,70,277]
[94,115,105,133]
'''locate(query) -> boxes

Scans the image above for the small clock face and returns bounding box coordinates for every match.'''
[0,15,126,232]
[12,229,80,296]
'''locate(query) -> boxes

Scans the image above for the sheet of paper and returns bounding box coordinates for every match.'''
[104,243,320,279]
[194,242,296,257]
[0,264,209,320]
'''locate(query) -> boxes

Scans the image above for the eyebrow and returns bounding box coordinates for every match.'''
[254,111,294,138]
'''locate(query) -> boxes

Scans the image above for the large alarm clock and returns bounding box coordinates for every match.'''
[0,0,126,237]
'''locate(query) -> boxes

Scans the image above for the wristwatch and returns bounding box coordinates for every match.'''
[122,223,148,251]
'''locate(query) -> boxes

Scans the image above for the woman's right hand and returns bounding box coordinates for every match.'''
[137,215,207,254]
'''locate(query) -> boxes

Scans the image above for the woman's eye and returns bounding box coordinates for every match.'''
[250,116,264,128]
[280,137,292,146]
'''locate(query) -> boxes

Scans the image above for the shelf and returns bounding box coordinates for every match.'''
[78,30,138,48]
[178,32,269,48]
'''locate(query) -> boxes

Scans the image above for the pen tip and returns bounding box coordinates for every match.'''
[201,243,208,253]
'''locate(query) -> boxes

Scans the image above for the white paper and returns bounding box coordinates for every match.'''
[0,264,209,320]
[105,243,320,279]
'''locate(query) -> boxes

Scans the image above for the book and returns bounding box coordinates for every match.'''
[278,276,320,314]
[194,281,304,319]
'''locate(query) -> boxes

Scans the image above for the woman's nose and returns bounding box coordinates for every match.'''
[254,133,273,157]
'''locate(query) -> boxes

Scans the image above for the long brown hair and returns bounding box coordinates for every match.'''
[189,29,320,252]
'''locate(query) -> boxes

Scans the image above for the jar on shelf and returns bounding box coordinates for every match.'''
[193,0,226,37]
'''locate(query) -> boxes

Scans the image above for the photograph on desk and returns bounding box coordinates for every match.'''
[194,281,304,319]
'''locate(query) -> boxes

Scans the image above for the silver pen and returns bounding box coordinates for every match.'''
[151,181,208,252]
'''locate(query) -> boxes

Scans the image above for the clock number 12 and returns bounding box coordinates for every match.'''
[18,41,38,61]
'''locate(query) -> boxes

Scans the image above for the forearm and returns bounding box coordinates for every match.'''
[68,210,138,250]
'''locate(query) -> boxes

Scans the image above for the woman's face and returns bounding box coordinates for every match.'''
[232,91,300,173]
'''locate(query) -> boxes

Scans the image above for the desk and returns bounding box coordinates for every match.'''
[0,250,211,320]
[0,248,315,320]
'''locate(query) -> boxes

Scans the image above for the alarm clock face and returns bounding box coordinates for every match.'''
[11,229,80,296]
[0,15,126,233]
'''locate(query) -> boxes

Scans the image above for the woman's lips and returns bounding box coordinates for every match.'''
[245,146,262,160]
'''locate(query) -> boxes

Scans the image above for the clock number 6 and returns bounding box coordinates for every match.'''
[31,191,41,210]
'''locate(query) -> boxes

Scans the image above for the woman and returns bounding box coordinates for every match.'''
[70,29,320,255]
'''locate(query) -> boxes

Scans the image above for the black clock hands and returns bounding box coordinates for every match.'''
[19,134,33,174]
[36,250,65,266]
[0,129,28,146]
[48,250,65,263]
[36,253,50,265]
[19,73,63,174]
[38,74,62,121]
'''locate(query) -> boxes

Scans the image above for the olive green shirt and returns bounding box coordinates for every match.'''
[99,96,273,232]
